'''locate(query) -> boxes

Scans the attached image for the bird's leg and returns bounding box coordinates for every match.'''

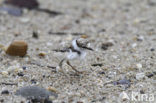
[66,60,81,74]
[59,58,70,78]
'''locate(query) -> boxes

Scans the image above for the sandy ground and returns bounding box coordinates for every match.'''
[0,0,156,103]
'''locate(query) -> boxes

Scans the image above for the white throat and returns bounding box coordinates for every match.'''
[72,39,80,51]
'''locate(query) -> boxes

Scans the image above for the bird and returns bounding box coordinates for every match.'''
[58,38,93,77]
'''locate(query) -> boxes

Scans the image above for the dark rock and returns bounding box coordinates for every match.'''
[4,0,39,9]
[91,63,103,67]
[22,66,27,70]
[32,31,39,39]
[150,48,155,51]
[148,0,156,6]
[98,71,105,75]
[147,73,154,78]
[101,42,113,50]
[31,79,37,84]
[1,90,9,95]
[17,72,24,76]
[4,0,62,15]
[0,99,4,102]
[15,86,57,102]
[0,6,23,16]
[113,79,131,87]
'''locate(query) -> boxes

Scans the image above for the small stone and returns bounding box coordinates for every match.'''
[137,36,144,41]
[119,91,130,101]
[0,6,23,16]
[146,73,154,78]
[0,44,4,49]
[91,63,103,67]
[136,73,145,80]
[75,19,80,24]
[81,34,88,39]
[15,86,58,102]
[99,28,106,32]
[31,79,37,84]
[14,68,23,73]
[4,0,39,9]
[32,31,39,39]
[113,79,131,87]
[6,40,28,56]
[17,72,24,76]
[101,42,113,50]
[20,18,30,23]
[136,63,142,69]
[0,99,4,102]
[1,90,9,95]
[46,42,53,46]
[131,43,137,48]
[140,90,145,94]
[0,44,7,51]
[22,66,27,70]
[150,48,155,51]
[1,71,9,77]
[14,32,21,37]
[148,0,156,6]
[98,71,105,75]
[38,52,46,57]
[47,87,57,93]
[77,102,83,103]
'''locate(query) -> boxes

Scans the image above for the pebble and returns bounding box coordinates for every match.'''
[136,63,142,69]
[4,0,39,9]
[32,31,39,39]
[146,72,156,78]
[147,73,154,78]
[150,48,155,51]
[148,0,156,6]
[77,101,83,103]
[81,34,88,39]
[131,43,137,48]
[0,44,7,51]
[98,71,105,75]
[15,86,58,102]
[0,99,4,102]
[119,91,130,101]
[22,66,27,70]
[38,52,46,57]
[7,65,23,74]
[0,6,23,16]
[1,71,9,77]
[31,79,37,84]
[47,87,58,93]
[136,73,145,80]
[20,18,30,23]
[46,42,53,46]
[137,35,144,41]
[91,63,103,67]
[101,42,113,50]
[113,79,131,87]
[6,40,28,56]
[1,90,9,95]
[17,72,24,76]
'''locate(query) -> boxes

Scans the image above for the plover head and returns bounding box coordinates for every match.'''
[67,38,93,60]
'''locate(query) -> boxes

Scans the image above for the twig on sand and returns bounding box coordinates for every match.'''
[0,82,18,85]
